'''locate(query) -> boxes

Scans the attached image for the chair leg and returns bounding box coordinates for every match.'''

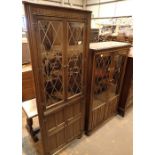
[26,118,40,142]
[26,118,33,132]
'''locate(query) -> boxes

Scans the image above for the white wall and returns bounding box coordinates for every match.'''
[22,0,83,12]
[114,0,132,16]
[86,0,132,18]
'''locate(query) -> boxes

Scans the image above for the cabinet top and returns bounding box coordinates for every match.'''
[23,0,92,13]
[90,41,131,51]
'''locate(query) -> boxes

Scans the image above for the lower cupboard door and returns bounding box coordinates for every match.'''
[43,101,83,154]
[47,127,66,153]
[65,101,83,142]
[44,108,67,154]
[66,116,82,142]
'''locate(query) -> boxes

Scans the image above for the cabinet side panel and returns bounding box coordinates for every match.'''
[24,4,49,155]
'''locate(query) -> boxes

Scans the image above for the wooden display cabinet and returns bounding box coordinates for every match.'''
[23,1,91,155]
[85,41,131,135]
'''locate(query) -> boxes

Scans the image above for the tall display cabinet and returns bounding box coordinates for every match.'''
[85,42,131,135]
[23,2,91,154]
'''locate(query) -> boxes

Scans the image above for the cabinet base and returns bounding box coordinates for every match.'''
[117,108,125,117]
[85,113,117,136]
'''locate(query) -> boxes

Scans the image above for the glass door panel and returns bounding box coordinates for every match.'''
[93,54,125,108]
[67,22,85,98]
[38,20,64,107]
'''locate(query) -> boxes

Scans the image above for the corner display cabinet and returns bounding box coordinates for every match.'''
[23,1,91,155]
[85,41,131,135]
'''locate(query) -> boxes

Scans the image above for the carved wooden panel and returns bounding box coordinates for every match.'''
[90,96,118,129]
[65,100,82,141]
[45,108,66,153]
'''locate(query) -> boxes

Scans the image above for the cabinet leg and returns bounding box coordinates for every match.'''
[77,133,83,139]
[85,129,92,136]
[117,108,125,117]
[26,118,33,133]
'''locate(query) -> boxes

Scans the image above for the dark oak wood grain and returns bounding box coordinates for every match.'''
[23,2,91,154]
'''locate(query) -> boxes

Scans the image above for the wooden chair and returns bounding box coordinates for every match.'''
[22,98,40,142]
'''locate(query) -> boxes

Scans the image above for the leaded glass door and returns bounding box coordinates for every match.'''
[67,22,85,99]
[93,53,125,109]
[38,19,65,108]
[37,20,86,105]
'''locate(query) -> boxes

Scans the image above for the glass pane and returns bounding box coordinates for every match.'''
[38,20,64,106]
[67,22,84,98]
[93,54,125,108]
